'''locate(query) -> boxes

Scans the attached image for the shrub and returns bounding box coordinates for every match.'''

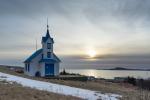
[124,77,136,86]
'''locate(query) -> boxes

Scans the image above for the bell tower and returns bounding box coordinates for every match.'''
[41,20,54,59]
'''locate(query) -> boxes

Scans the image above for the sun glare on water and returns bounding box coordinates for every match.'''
[87,49,97,58]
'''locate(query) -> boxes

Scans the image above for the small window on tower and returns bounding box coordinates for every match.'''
[47,52,51,58]
[47,43,51,49]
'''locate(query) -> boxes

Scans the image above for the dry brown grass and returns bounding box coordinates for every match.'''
[0,80,81,100]
[121,89,150,100]
[41,79,150,100]
[0,65,25,77]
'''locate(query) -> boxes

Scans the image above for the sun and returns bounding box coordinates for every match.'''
[87,49,97,58]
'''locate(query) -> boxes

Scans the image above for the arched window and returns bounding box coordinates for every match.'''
[47,52,51,58]
[25,63,30,72]
[47,43,51,49]
[28,64,30,72]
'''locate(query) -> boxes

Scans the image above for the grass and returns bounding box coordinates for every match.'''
[42,79,150,100]
[0,65,150,100]
[0,79,81,100]
[0,65,25,77]
[121,89,150,100]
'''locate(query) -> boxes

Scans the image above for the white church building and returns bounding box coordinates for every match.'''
[24,24,61,77]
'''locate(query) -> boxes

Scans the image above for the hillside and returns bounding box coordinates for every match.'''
[0,65,150,100]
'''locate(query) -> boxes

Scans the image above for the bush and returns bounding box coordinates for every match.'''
[15,69,24,73]
[60,69,68,75]
[124,77,136,86]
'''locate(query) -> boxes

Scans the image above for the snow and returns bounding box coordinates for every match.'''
[0,72,121,100]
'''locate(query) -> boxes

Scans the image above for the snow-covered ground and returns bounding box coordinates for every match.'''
[0,72,121,100]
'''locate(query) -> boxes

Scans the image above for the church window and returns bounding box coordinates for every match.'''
[25,64,28,71]
[47,52,51,58]
[28,64,30,72]
[25,63,30,72]
[47,43,51,49]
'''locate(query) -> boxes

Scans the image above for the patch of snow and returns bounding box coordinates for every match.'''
[0,72,121,100]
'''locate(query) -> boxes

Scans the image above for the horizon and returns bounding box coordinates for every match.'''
[0,0,150,69]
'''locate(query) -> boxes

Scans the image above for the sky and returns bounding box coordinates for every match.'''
[0,0,150,69]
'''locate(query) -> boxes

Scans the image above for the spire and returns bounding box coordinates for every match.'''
[47,18,49,31]
[46,18,50,37]
[42,18,54,43]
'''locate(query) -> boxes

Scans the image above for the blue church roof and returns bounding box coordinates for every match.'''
[39,53,61,63]
[39,59,57,63]
[53,54,61,62]
[24,49,42,63]
[24,48,61,63]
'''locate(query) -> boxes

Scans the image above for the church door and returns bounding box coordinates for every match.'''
[45,63,54,76]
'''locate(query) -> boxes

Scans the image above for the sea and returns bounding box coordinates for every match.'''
[60,54,150,79]
[62,69,150,79]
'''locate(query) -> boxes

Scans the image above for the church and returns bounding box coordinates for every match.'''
[24,24,61,77]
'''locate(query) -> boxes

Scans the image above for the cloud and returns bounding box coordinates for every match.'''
[0,0,150,67]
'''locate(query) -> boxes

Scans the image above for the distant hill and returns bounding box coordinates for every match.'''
[100,67,150,71]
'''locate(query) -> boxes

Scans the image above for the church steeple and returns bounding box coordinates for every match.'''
[46,18,50,37]
[42,18,54,43]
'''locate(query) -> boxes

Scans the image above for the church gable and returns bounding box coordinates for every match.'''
[42,36,54,43]
[42,28,54,43]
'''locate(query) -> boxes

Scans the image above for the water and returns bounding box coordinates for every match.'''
[64,69,150,79]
